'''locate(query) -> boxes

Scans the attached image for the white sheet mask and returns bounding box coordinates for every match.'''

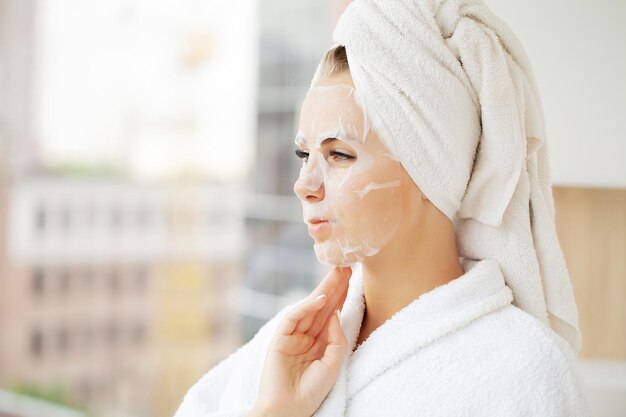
[294,83,404,267]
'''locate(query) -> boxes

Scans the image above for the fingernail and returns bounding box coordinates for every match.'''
[315,294,326,300]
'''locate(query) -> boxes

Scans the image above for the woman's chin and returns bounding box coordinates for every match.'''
[313,241,363,267]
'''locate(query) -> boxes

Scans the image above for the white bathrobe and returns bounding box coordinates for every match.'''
[174,258,591,417]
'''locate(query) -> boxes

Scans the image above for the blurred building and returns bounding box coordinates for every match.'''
[1,1,257,416]
[1,177,244,417]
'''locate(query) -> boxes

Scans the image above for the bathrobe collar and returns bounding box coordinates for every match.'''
[313,257,514,416]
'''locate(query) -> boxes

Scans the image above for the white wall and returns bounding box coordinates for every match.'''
[486,0,626,188]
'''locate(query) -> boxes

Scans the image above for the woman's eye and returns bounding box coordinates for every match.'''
[295,149,309,163]
[329,150,355,162]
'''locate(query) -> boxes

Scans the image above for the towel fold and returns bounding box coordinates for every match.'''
[332,0,581,353]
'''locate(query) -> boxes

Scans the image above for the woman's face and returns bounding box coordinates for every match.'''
[293,73,404,267]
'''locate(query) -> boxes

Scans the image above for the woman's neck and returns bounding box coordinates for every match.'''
[356,202,464,346]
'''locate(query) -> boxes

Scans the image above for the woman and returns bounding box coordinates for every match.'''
[175,1,591,416]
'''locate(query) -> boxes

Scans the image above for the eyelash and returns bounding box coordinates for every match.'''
[294,149,355,163]
[295,149,309,161]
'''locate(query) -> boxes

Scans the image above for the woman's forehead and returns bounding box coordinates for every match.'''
[298,83,369,146]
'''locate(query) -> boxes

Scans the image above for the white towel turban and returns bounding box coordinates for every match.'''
[331,0,582,353]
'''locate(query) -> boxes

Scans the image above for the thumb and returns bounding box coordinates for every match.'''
[320,310,347,376]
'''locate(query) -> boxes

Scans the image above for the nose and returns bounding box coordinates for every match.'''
[293,172,325,203]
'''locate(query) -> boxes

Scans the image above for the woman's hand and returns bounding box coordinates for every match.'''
[253,266,352,417]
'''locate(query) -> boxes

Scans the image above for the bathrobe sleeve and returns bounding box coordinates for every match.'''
[173,303,296,417]
[173,341,257,417]
[508,330,593,416]
[472,308,594,417]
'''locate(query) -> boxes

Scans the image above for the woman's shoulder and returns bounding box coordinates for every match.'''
[480,304,577,365]
[459,304,576,372]
[454,304,592,414]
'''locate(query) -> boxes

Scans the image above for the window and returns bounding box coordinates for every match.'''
[83,268,94,290]
[210,317,224,338]
[131,323,145,345]
[77,378,92,402]
[110,207,122,229]
[60,205,71,230]
[31,268,44,296]
[57,327,69,354]
[105,322,118,347]
[58,270,70,294]
[109,270,121,294]
[30,327,43,358]
[135,206,152,229]
[35,205,46,232]
[81,325,94,350]
[134,267,147,291]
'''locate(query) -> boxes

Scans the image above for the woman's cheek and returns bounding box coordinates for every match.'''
[334,177,377,236]
[356,178,403,244]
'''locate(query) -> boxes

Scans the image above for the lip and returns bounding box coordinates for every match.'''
[307,219,330,237]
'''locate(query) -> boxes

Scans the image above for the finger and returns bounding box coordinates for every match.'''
[307,267,351,337]
[305,306,345,362]
[293,293,328,334]
[306,268,349,337]
[311,278,348,334]
[271,331,317,356]
[293,267,349,335]
[333,267,351,312]
[275,295,326,336]
[317,310,347,378]
[309,266,348,301]
[336,283,349,311]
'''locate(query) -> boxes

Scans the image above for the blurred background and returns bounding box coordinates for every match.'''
[0,0,623,416]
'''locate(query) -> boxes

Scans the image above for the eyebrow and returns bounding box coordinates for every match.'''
[321,138,339,145]
[294,136,352,147]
